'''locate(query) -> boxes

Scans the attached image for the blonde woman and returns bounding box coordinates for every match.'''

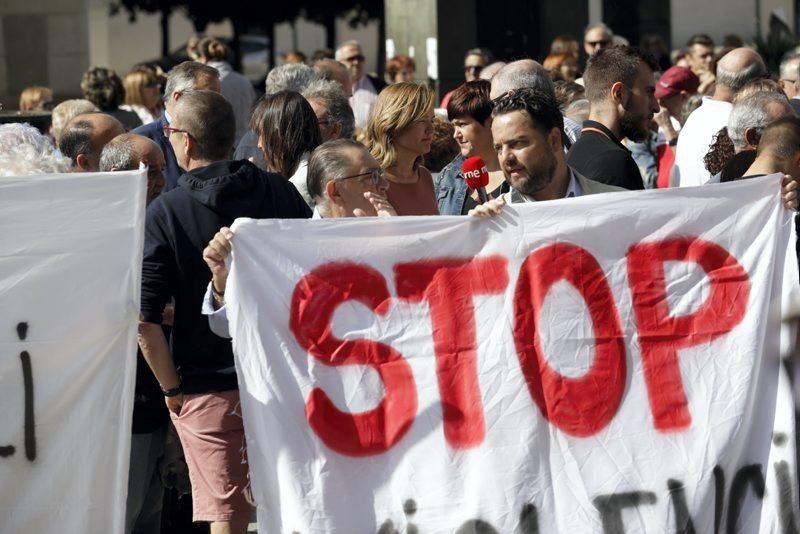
[364,82,439,215]
[19,86,53,111]
[121,66,163,125]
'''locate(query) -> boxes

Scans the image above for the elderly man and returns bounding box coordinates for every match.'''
[335,40,386,130]
[201,138,395,336]
[138,89,310,534]
[675,48,768,187]
[99,133,166,203]
[302,80,355,142]
[133,61,221,190]
[567,45,659,190]
[727,91,795,155]
[99,132,169,533]
[59,112,125,171]
[312,58,353,96]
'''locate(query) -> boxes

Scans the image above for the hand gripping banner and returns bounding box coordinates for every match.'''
[0,171,145,532]
[227,176,798,533]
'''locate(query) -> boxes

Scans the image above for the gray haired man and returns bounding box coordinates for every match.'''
[133,61,221,190]
[100,133,166,203]
[302,79,356,142]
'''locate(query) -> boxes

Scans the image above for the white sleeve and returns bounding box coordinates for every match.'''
[201,282,230,338]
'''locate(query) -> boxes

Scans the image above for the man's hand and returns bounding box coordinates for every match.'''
[202,227,233,294]
[166,394,184,415]
[468,196,506,218]
[654,106,678,143]
[782,174,798,210]
[354,192,398,217]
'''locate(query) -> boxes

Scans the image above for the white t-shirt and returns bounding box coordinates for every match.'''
[673,97,732,187]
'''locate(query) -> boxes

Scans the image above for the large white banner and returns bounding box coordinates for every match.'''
[0,171,145,532]
[228,176,798,533]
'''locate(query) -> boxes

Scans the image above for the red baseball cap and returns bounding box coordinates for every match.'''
[655,67,700,100]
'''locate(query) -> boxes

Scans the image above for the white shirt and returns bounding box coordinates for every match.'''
[673,97,733,187]
[349,76,379,130]
[288,155,312,207]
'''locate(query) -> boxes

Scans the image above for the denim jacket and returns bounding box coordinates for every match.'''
[434,154,468,215]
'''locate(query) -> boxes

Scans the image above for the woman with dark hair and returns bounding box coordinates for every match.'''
[434,80,505,215]
[252,90,322,206]
[80,66,142,130]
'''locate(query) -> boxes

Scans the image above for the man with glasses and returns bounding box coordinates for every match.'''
[134,61,221,191]
[583,23,613,58]
[201,139,396,336]
[139,89,310,534]
[335,40,386,131]
[779,53,800,113]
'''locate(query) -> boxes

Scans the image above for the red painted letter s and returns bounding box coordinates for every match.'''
[290,262,417,456]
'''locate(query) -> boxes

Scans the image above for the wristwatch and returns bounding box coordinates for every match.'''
[162,384,183,397]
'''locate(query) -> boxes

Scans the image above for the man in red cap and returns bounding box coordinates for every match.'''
[627,66,700,189]
[652,66,700,187]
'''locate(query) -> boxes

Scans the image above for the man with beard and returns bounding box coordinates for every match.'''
[469,87,621,216]
[566,46,659,190]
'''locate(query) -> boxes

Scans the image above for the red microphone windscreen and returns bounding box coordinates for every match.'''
[462,156,490,190]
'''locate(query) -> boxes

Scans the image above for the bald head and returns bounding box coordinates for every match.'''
[99,133,166,203]
[490,59,555,100]
[313,59,353,96]
[716,48,768,94]
[59,112,125,171]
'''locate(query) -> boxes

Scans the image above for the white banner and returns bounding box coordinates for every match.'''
[0,171,145,532]
[228,176,798,533]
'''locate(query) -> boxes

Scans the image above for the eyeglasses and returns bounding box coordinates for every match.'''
[337,168,384,185]
[586,39,611,47]
[464,65,484,73]
[344,54,365,64]
[162,126,192,139]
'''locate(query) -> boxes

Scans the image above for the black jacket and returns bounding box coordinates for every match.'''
[140,160,312,393]
[566,120,645,190]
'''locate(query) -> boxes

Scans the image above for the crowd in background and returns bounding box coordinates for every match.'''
[3,21,800,534]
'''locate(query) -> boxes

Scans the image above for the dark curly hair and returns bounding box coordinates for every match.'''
[81,67,125,111]
[491,86,564,134]
[703,127,735,176]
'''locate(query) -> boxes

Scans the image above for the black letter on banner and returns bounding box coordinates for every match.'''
[376,519,398,534]
[519,503,539,534]
[714,465,725,534]
[404,498,419,534]
[773,461,799,534]
[455,520,499,534]
[668,479,696,534]
[593,492,657,534]
[17,322,36,461]
[726,464,765,534]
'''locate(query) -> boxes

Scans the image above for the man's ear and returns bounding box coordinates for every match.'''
[744,127,761,148]
[330,122,343,140]
[325,179,341,202]
[76,153,90,171]
[549,127,563,152]
[610,81,626,105]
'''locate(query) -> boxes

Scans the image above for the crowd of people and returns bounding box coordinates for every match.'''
[3,23,800,534]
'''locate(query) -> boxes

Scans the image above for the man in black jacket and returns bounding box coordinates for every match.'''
[138,89,310,534]
[566,46,659,190]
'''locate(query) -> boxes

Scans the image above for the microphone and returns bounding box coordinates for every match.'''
[462,156,490,204]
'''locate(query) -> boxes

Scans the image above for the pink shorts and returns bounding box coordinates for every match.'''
[170,390,252,522]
